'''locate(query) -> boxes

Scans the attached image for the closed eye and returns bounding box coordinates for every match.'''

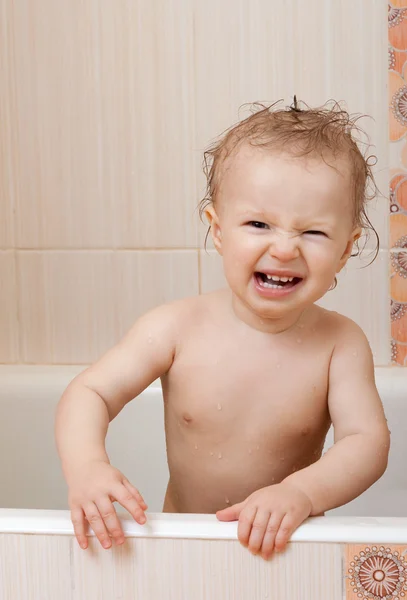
[247,221,269,229]
[305,230,327,237]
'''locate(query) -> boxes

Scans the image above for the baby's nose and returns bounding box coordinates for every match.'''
[268,230,300,261]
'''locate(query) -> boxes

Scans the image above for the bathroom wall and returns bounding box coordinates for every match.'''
[0,0,390,365]
[389,1,407,365]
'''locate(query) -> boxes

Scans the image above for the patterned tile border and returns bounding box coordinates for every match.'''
[389,2,407,364]
[345,544,407,599]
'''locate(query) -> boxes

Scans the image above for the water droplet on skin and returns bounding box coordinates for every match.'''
[194,444,198,450]
[280,456,285,462]
[218,452,222,459]
[296,338,302,344]
[248,448,252,454]
[225,496,230,504]
[217,403,222,411]
[298,323,305,329]
[276,364,281,369]
[256,445,260,451]
[353,351,358,357]
[210,451,214,456]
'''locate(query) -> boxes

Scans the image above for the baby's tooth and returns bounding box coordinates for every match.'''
[280,277,289,282]
[271,275,280,282]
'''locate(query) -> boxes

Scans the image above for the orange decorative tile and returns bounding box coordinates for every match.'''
[391,299,407,342]
[390,172,407,213]
[389,47,407,75]
[389,70,407,142]
[345,544,407,599]
[391,213,407,247]
[392,339,407,364]
[391,251,407,301]
[389,5,407,51]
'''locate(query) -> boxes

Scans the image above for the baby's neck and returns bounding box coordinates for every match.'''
[230,293,309,335]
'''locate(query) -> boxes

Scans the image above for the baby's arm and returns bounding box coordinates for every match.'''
[284,320,390,513]
[55,302,178,549]
[217,319,390,560]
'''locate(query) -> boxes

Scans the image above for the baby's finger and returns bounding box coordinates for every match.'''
[71,506,88,549]
[237,505,257,547]
[260,512,285,560]
[216,501,245,522]
[84,502,112,549]
[247,510,271,555]
[123,478,148,510]
[96,497,125,546]
[114,484,147,525]
[274,513,298,552]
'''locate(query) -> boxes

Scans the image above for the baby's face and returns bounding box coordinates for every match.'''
[206,145,360,327]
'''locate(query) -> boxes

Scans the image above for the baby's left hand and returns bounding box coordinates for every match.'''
[216,482,312,560]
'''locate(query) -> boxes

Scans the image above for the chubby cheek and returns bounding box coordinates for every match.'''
[221,238,258,287]
[308,249,341,286]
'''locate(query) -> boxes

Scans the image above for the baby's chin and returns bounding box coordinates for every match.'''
[230,294,307,331]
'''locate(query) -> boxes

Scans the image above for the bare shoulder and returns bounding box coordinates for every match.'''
[312,306,372,354]
[162,289,230,323]
[128,289,229,340]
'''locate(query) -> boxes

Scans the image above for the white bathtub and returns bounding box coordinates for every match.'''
[0,365,406,516]
[1,365,407,599]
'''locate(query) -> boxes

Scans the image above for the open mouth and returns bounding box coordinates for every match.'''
[255,272,303,290]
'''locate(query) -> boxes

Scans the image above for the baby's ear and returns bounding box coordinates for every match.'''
[337,227,361,272]
[205,205,223,255]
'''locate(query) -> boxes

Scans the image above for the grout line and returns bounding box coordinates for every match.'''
[13,251,23,363]
[4,247,398,253]
[0,361,91,366]
[12,247,201,252]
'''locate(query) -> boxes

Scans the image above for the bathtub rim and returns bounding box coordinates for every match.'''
[0,364,404,395]
[1,510,407,543]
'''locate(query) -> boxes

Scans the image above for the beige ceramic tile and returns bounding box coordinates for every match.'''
[0,3,16,248]
[195,0,388,248]
[0,534,72,600]
[345,544,407,599]
[0,535,343,600]
[200,249,389,365]
[17,250,199,364]
[0,251,19,362]
[7,0,197,249]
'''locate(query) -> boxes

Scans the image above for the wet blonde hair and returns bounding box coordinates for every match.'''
[199,99,379,258]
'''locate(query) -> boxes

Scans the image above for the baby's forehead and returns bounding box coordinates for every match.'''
[220,144,352,192]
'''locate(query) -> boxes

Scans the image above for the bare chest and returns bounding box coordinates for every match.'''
[163,337,331,441]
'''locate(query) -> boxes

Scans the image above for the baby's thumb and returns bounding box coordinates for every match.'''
[216,502,244,522]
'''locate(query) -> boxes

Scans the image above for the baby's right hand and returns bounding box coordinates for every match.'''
[68,460,147,550]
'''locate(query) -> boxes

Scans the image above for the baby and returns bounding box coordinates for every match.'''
[55,100,390,561]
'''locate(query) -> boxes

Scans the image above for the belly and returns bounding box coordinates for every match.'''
[163,420,329,513]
